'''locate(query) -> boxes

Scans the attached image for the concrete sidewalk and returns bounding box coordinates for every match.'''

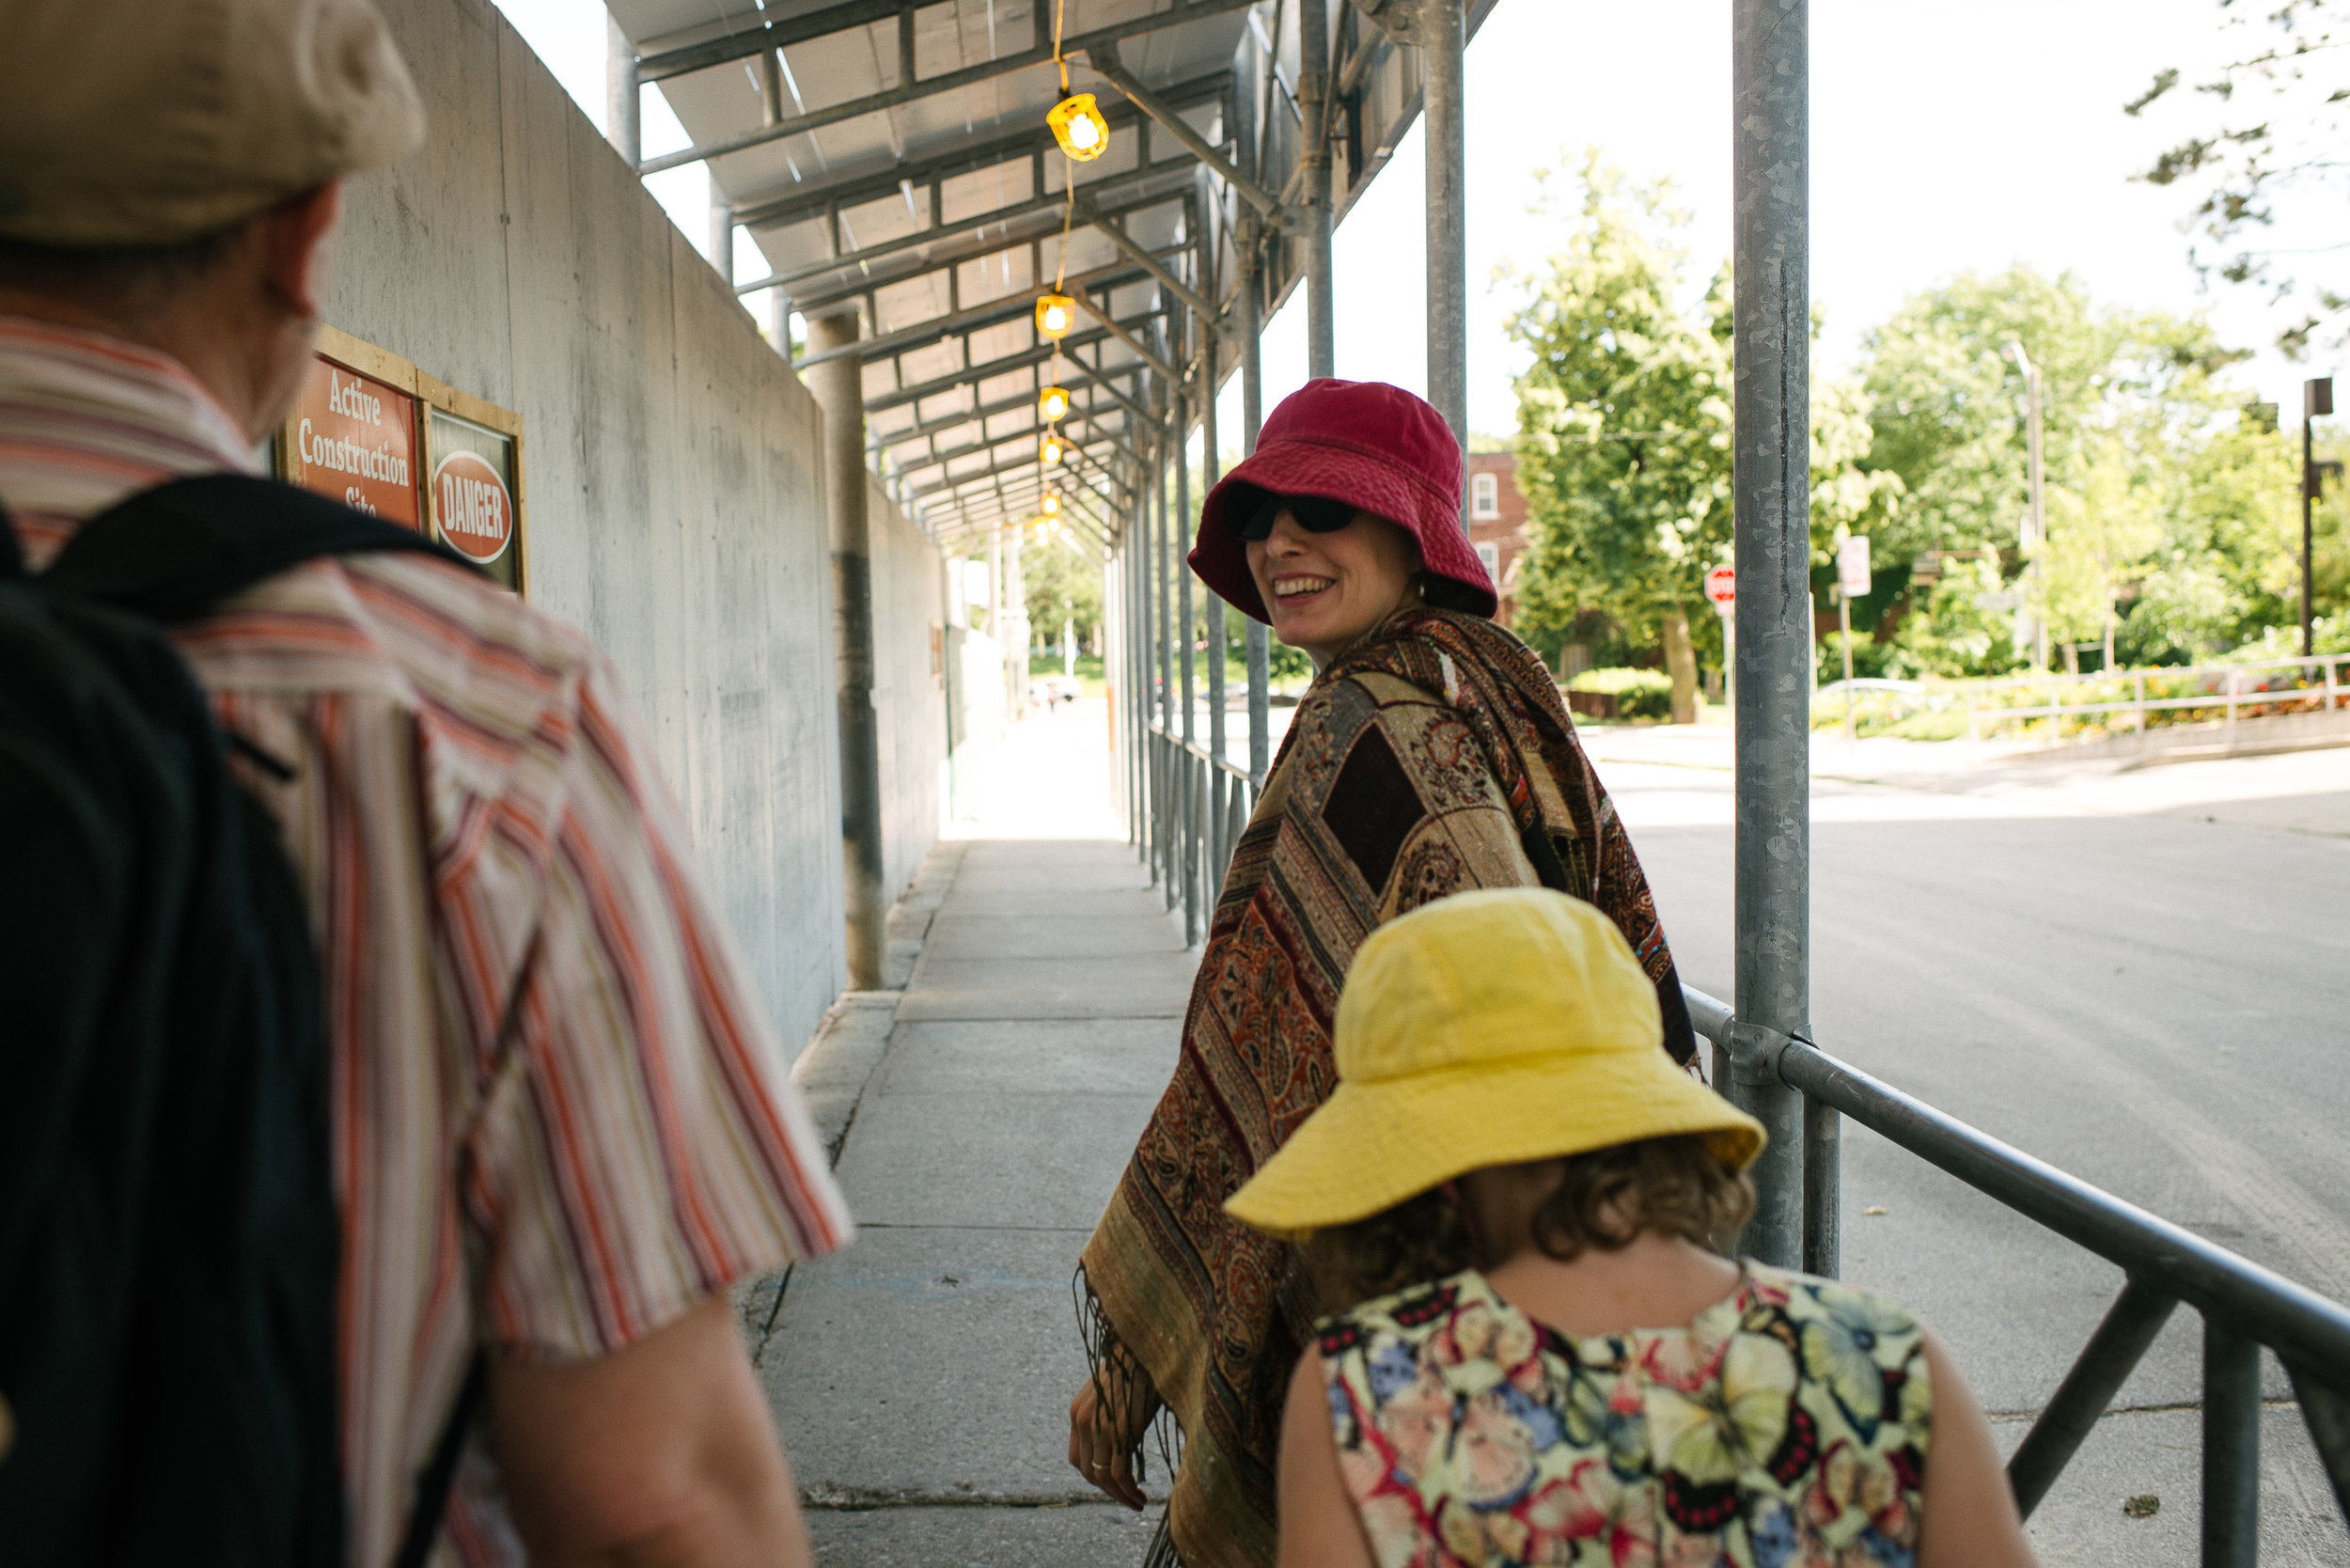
[756,701,1194,1562]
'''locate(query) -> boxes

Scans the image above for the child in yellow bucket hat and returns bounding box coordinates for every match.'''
[1230,889,2034,1568]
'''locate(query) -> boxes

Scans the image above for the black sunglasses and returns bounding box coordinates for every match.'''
[1233,489,1356,541]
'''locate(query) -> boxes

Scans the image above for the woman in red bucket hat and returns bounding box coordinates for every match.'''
[1069,380,1703,1568]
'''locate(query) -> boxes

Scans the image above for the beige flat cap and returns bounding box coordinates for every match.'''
[0,0,426,246]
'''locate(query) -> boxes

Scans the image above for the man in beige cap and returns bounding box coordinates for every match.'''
[0,3,846,1566]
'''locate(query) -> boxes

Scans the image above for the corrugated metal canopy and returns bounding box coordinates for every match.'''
[607,0,1492,555]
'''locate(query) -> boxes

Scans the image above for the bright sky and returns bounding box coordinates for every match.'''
[496,0,2339,447]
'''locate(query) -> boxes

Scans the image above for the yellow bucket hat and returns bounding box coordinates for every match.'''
[1225,888,1764,1239]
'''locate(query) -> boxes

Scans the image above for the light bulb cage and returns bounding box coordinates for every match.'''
[1039,384,1072,423]
[1048,93,1111,163]
[1034,293,1076,339]
[1040,432,1066,465]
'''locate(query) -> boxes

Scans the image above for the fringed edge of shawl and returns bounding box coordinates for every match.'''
[1073,1262,1185,1485]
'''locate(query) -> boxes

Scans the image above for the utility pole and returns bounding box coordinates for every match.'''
[2007,341,2048,672]
[2306,377,2333,658]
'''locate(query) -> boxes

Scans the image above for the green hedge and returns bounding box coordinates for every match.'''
[1567,666,1674,721]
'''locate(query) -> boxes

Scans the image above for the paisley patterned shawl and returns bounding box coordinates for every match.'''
[1076,607,1695,1568]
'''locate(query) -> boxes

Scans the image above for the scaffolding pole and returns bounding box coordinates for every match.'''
[1423,0,1468,479]
[1730,0,1820,1274]
[1300,0,1336,379]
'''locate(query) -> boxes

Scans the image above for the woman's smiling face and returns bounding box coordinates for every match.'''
[1246,504,1424,668]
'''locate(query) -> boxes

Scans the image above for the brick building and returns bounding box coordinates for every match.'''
[1465,450,1531,626]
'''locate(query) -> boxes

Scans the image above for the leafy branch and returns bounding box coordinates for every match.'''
[2128,0,2350,355]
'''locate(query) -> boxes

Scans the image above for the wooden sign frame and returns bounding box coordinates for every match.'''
[277,323,529,595]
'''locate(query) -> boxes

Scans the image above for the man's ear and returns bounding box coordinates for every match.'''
[259,181,345,321]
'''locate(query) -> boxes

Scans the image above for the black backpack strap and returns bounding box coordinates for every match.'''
[0,502,24,581]
[390,927,540,1568]
[389,1352,487,1568]
[39,473,477,623]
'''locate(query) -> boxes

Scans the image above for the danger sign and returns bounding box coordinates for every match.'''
[1703,565,1735,610]
[432,449,513,566]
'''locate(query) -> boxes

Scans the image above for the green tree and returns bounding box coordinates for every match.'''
[2123,416,2303,660]
[1858,267,2267,671]
[1503,160,1731,722]
[1505,155,1895,719]
[1022,534,1104,651]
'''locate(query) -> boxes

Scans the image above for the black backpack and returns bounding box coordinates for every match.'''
[0,475,481,1567]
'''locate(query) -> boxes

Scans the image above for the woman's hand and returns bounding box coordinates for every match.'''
[1066,1374,1160,1510]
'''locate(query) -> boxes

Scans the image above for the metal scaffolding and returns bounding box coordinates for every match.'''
[606,1,1495,923]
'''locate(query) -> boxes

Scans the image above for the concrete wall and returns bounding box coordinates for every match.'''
[867,474,947,903]
[321,0,937,1055]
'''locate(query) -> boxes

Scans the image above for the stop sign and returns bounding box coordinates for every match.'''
[1703,565,1735,610]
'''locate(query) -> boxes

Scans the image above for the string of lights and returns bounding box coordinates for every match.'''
[1027,0,1116,543]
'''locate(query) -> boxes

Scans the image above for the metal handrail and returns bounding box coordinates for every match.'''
[1942,651,2344,697]
[1950,653,2348,743]
[1139,720,1257,945]
[1684,982,2350,1548]
[1150,717,1254,784]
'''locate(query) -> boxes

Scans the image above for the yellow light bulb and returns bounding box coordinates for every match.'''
[1035,293,1075,338]
[1041,433,1065,465]
[1042,493,1061,515]
[1039,384,1071,422]
[1048,93,1111,163]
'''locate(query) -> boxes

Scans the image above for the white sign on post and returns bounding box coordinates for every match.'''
[1703,564,1735,614]
[1837,535,1872,600]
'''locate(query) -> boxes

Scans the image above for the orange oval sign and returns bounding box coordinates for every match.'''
[432,450,513,566]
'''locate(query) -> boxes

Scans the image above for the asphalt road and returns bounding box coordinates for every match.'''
[1587,725,2349,1562]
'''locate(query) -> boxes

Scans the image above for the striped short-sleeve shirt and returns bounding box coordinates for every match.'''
[0,317,854,1567]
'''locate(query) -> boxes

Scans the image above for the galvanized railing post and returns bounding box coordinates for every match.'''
[1299,0,1335,380]
[1178,389,1201,945]
[1423,0,1468,461]
[1129,526,1145,856]
[1240,251,1271,787]
[2204,1317,2262,1566]
[1166,438,1182,908]
[1138,515,1154,870]
[1156,434,1177,901]
[1731,0,1813,1271]
[1202,315,1230,882]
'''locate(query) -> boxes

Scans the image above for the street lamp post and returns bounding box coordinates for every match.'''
[2007,341,2048,672]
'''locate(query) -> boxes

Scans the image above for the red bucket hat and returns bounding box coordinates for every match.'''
[1189,378,1496,623]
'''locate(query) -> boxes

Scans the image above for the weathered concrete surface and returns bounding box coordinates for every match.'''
[1992,1403,2341,1567]
[807,1502,1163,1562]
[870,471,949,909]
[326,0,945,1058]
[760,704,1184,1563]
